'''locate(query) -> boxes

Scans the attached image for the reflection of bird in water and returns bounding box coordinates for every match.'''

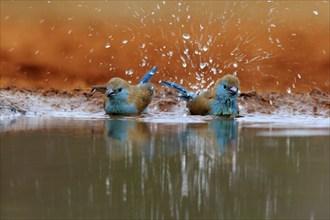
[104,117,238,160]
[152,118,238,157]
[92,67,157,115]
[105,119,135,141]
[161,74,240,118]
[104,118,151,146]
[209,119,238,156]
[104,118,155,160]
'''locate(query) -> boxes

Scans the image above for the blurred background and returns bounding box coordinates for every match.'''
[1,1,329,93]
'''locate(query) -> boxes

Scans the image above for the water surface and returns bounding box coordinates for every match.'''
[1,115,329,219]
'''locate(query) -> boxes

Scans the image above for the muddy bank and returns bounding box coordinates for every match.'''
[1,87,329,119]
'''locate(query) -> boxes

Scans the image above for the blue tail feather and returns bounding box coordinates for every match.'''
[137,66,157,86]
[160,81,196,101]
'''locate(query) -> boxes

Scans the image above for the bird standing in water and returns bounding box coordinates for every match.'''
[161,74,240,117]
[92,66,157,115]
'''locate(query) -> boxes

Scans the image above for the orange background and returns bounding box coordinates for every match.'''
[1,1,329,93]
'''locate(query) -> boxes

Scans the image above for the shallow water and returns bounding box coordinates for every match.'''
[1,115,329,220]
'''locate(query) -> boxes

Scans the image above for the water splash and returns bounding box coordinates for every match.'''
[183,33,190,39]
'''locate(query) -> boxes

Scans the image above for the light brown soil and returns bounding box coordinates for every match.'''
[1,87,329,118]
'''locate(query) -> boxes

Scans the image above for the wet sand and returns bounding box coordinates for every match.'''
[1,87,329,119]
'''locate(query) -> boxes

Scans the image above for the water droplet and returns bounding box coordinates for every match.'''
[141,59,146,67]
[206,81,214,90]
[168,51,173,57]
[190,85,198,90]
[211,68,217,74]
[313,10,318,16]
[287,88,291,94]
[182,63,187,68]
[202,46,208,51]
[233,63,238,68]
[125,69,134,75]
[182,33,190,40]
[105,43,111,49]
[297,73,301,79]
[195,73,201,81]
[199,62,208,69]
[122,40,128,44]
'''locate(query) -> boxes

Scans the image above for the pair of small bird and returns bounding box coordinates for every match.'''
[92,66,240,117]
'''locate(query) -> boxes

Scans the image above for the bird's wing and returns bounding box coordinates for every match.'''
[128,83,154,113]
[187,90,216,115]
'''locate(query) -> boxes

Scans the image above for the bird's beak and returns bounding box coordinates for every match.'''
[229,86,238,95]
[106,89,116,97]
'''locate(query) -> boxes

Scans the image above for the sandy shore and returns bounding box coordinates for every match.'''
[1,87,329,119]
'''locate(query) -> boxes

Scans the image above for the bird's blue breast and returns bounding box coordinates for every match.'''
[104,92,138,115]
[104,101,138,115]
[210,98,238,116]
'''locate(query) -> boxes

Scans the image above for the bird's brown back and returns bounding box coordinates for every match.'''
[127,83,154,113]
[187,90,216,115]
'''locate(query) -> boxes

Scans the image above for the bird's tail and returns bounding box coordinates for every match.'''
[137,66,157,86]
[160,81,196,101]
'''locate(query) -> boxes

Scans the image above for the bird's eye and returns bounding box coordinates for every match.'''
[223,85,227,89]
[117,88,122,92]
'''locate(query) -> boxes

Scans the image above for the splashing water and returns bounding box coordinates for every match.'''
[1,1,328,93]
[120,1,328,93]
